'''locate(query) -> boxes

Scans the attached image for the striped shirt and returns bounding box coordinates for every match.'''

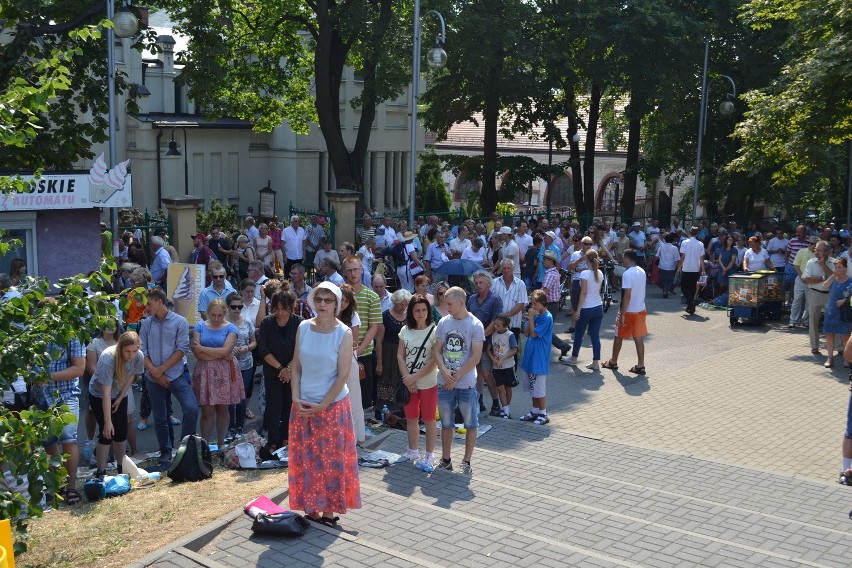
[490,275,528,329]
[353,284,382,356]
[786,237,808,266]
[305,223,325,252]
[356,226,376,247]
[541,267,561,303]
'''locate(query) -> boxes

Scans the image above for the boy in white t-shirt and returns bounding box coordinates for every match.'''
[487,314,518,419]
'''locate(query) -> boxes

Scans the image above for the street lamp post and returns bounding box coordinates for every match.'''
[691,39,736,226]
[107,1,138,256]
[408,2,447,228]
[164,126,190,195]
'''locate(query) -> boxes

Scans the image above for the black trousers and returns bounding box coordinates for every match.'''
[90,395,129,445]
[359,353,376,409]
[681,271,701,309]
[263,372,293,447]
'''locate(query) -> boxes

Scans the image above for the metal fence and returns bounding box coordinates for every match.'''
[118,210,172,262]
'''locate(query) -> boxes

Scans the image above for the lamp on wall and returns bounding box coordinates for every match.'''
[164,126,189,196]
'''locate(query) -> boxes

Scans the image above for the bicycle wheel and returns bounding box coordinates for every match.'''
[602,278,612,313]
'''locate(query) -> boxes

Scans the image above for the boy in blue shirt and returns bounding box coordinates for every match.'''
[487,314,518,419]
[519,289,553,425]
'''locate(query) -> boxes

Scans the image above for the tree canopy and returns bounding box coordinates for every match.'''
[160,0,413,193]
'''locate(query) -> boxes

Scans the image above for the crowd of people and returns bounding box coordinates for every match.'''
[14,207,852,518]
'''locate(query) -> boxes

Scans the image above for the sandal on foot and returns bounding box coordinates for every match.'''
[601,360,618,370]
[321,516,340,527]
[824,358,834,368]
[61,488,82,505]
[245,409,255,419]
[136,420,149,431]
[628,365,646,375]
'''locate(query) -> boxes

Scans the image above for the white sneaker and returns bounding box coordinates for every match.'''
[403,449,420,461]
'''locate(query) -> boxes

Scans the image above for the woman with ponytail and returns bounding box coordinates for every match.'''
[563,249,605,370]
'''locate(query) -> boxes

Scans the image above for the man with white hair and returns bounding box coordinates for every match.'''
[149,235,172,287]
[243,216,260,244]
[372,273,393,312]
[282,214,307,277]
[304,215,325,269]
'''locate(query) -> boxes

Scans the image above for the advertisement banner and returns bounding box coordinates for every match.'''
[0,154,132,212]
[167,263,205,326]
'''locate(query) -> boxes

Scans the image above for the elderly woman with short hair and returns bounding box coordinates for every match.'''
[374,288,412,418]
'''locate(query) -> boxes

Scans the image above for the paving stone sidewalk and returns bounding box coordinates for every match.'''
[136,289,852,567]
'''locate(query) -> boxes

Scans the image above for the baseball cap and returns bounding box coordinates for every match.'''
[544,231,557,239]
[191,232,206,241]
[235,442,258,469]
[632,221,641,227]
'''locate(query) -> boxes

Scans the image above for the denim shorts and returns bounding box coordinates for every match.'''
[437,386,479,430]
[43,394,80,446]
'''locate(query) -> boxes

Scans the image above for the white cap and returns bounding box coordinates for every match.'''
[236,442,258,469]
[544,231,557,240]
[499,226,513,235]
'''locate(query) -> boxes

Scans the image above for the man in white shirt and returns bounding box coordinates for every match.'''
[514,221,533,258]
[282,214,307,277]
[603,250,647,373]
[801,240,835,354]
[243,216,260,244]
[767,228,789,272]
[498,226,521,276]
[375,215,397,248]
[645,219,661,241]
[450,226,472,258]
[490,260,527,337]
[676,226,706,315]
[371,273,393,312]
[628,222,647,268]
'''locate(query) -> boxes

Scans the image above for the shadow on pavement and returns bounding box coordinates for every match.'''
[614,372,650,396]
[379,460,475,508]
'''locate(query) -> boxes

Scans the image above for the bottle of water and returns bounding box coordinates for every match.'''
[381,405,390,423]
[415,458,434,473]
[81,439,93,467]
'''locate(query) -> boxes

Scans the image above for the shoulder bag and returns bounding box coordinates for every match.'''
[395,325,435,405]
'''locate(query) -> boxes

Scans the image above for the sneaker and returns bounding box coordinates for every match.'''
[436,458,453,471]
[489,406,502,417]
[557,355,573,363]
[224,429,236,444]
[533,415,550,425]
[519,412,537,422]
[403,449,421,461]
[567,327,576,333]
[460,461,473,476]
[562,358,579,366]
[499,410,511,419]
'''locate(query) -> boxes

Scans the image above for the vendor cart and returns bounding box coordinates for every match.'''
[727,271,785,325]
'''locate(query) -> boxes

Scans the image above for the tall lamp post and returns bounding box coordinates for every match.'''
[691,39,736,226]
[164,126,190,195]
[107,1,139,256]
[408,3,447,228]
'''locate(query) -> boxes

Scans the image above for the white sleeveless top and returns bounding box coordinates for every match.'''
[297,319,350,404]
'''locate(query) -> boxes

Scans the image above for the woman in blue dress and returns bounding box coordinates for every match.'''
[821,258,852,368]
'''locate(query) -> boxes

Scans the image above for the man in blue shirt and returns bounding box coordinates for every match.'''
[140,287,198,467]
[467,271,503,416]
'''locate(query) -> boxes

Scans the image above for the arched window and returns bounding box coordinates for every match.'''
[548,174,574,208]
[453,171,481,201]
[596,175,623,215]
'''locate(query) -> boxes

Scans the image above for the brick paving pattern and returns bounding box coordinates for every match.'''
[142,292,852,567]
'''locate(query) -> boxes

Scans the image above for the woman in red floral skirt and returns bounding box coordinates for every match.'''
[288,282,361,527]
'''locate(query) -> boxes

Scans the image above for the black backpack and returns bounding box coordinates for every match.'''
[385,241,407,265]
[168,435,213,482]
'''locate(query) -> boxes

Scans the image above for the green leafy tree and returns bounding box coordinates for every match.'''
[732,0,851,187]
[415,149,451,212]
[421,0,546,215]
[0,1,156,173]
[159,0,412,194]
[196,199,238,235]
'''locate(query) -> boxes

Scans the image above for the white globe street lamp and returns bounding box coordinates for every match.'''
[408,5,447,228]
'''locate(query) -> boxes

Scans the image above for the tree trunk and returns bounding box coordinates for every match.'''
[581,83,603,228]
[568,112,583,217]
[621,115,641,224]
[314,10,354,191]
[481,103,500,215]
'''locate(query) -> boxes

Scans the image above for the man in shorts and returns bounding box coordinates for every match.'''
[432,287,485,475]
[34,327,86,505]
[603,250,647,374]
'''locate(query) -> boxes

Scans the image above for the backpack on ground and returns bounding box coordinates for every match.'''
[168,435,213,482]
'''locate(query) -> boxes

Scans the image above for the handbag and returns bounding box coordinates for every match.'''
[840,293,852,322]
[251,512,308,537]
[357,361,366,380]
[396,325,435,405]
